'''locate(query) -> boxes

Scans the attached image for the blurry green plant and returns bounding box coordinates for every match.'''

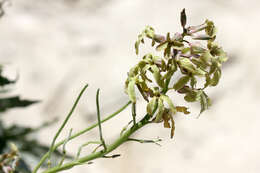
[32,9,228,173]
[0,65,73,173]
[0,2,73,172]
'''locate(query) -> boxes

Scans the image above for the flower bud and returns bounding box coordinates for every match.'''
[187,23,207,35]
[191,33,213,40]
[153,34,166,43]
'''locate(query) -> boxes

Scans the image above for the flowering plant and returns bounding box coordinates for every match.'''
[33,9,228,173]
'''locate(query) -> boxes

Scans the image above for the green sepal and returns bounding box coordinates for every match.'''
[210,69,221,86]
[199,91,211,116]
[127,79,137,103]
[190,75,197,88]
[178,58,206,76]
[184,90,200,102]
[191,58,208,70]
[205,20,217,37]
[151,65,164,88]
[146,96,158,115]
[200,50,213,63]
[172,41,184,50]
[164,44,172,58]
[144,26,155,38]
[173,75,190,91]
[203,74,211,88]
[181,47,190,54]
[160,95,176,114]
[155,98,164,122]
[156,41,168,51]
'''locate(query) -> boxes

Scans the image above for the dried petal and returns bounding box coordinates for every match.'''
[176,106,190,114]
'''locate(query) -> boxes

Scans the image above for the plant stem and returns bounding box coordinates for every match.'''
[96,89,107,151]
[33,101,131,173]
[42,114,151,173]
[48,84,88,164]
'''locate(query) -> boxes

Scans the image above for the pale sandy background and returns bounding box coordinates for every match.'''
[0,0,260,172]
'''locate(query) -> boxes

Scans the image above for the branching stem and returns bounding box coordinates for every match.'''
[47,84,88,166]
[33,100,131,173]
[42,114,152,173]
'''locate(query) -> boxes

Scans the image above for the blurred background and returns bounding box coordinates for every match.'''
[0,0,259,172]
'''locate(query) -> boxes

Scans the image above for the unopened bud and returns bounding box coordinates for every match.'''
[187,23,207,35]
[191,33,213,40]
[180,8,187,28]
[153,34,166,43]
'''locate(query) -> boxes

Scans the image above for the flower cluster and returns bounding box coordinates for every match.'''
[125,9,228,138]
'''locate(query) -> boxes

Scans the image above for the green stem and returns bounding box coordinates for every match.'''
[42,114,151,173]
[96,89,107,151]
[33,101,131,173]
[132,103,136,125]
[48,84,88,164]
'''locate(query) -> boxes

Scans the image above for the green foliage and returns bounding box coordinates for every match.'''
[0,66,69,173]
[0,96,39,112]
